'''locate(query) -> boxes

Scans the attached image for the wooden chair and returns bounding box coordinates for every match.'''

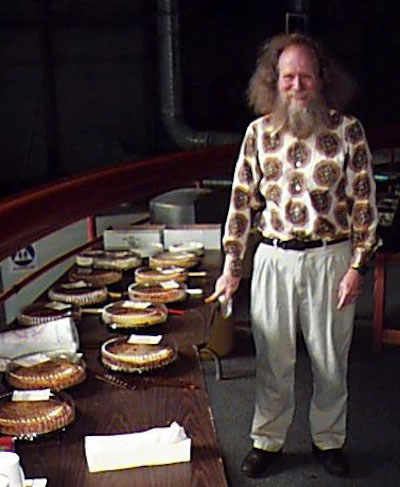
[373,252,400,351]
[367,126,400,351]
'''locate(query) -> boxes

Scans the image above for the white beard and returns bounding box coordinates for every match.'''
[287,102,316,138]
[271,94,328,138]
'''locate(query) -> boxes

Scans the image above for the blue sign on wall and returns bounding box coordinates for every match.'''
[10,245,38,271]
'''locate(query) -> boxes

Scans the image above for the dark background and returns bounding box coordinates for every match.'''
[0,0,399,197]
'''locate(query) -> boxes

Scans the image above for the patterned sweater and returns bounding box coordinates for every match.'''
[222,111,379,278]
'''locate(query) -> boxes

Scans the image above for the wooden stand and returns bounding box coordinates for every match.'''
[373,252,400,351]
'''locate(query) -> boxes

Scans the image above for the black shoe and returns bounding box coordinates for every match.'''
[312,444,349,477]
[240,447,282,478]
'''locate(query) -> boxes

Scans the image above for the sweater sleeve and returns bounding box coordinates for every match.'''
[222,122,262,278]
[344,117,380,270]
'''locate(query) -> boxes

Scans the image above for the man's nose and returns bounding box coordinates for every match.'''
[292,75,303,91]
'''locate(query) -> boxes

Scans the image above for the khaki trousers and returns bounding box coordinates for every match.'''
[250,241,355,452]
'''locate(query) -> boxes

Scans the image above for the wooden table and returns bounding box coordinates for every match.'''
[15,347,227,487]
[5,251,228,486]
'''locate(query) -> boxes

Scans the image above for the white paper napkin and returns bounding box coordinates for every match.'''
[84,422,191,473]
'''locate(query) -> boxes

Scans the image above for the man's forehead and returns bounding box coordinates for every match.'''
[278,44,319,72]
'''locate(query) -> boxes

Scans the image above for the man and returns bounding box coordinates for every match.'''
[207,33,379,478]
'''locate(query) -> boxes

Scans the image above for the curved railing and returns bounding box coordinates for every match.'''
[0,144,238,262]
[0,124,398,302]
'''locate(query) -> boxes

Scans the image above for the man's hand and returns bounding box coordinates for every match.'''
[204,274,241,304]
[337,268,363,310]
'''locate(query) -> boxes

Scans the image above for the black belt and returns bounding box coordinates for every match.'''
[261,237,349,251]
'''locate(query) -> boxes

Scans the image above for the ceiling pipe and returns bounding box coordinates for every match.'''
[157,0,240,150]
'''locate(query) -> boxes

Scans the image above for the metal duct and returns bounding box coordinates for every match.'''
[158,0,240,150]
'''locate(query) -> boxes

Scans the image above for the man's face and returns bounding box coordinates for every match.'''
[277,44,320,109]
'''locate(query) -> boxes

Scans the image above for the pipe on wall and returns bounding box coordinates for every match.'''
[158,0,240,150]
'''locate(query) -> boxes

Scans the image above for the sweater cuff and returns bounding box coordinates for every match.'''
[350,264,367,276]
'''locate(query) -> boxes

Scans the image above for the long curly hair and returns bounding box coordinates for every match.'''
[247,33,359,115]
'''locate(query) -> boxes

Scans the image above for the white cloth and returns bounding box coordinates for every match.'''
[250,241,355,451]
[84,422,191,473]
[0,318,79,371]
[0,452,25,487]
